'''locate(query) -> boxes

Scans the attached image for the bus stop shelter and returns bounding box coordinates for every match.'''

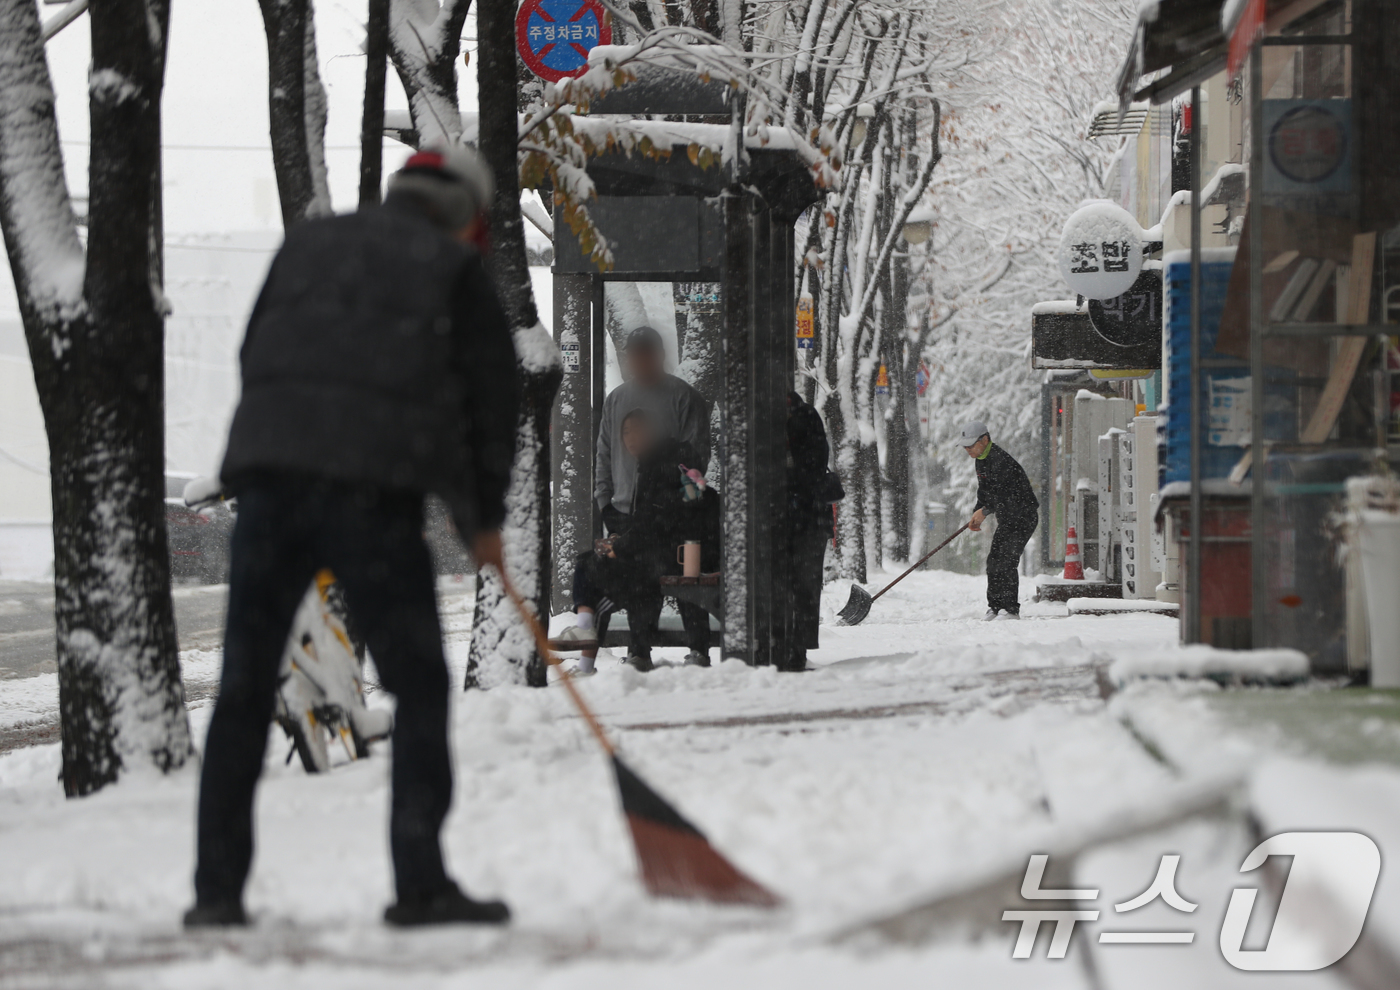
[548,104,820,666]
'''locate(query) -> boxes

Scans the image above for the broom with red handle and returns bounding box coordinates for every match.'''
[497,570,781,907]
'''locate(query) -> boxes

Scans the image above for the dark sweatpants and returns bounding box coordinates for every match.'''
[986,516,1037,614]
[572,551,709,657]
[195,474,453,906]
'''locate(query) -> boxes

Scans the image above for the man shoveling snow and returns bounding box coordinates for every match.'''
[958,421,1038,621]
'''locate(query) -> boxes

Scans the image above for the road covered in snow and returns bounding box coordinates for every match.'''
[1,569,1398,988]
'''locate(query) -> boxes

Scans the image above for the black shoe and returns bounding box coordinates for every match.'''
[384,885,511,927]
[183,901,248,928]
[625,654,654,672]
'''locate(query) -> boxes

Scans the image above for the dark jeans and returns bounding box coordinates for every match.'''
[195,474,453,906]
[986,517,1037,614]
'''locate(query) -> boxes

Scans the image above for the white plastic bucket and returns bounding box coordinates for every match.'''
[1359,509,1400,688]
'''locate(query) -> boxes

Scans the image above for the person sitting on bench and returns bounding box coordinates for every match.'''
[557,409,714,672]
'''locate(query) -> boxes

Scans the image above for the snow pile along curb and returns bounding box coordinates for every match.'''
[1109,645,1309,686]
[1067,598,1179,617]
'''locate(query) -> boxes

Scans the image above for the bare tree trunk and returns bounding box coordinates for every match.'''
[0,0,193,796]
[359,0,391,208]
[885,265,911,563]
[259,0,332,225]
[465,0,561,689]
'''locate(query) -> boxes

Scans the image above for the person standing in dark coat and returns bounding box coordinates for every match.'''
[785,393,836,671]
[958,421,1038,620]
[185,145,518,930]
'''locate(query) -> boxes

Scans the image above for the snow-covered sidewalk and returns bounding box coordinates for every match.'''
[0,569,1391,988]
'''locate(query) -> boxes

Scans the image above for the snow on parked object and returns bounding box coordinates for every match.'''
[1109,645,1308,685]
[1067,597,1178,616]
[1030,299,1088,316]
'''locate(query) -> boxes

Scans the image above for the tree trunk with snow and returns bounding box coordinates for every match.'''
[604,279,647,355]
[464,0,562,690]
[258,0,332,225]
[388,0,471,146]
[884,257,911,562]
[0,0,193,796]
[673,281,722,406]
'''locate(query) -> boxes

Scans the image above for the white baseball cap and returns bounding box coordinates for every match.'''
[956,421,990,447]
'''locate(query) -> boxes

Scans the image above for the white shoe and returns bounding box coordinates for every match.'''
[983,608,999,621]
[996,610,1021,621]
[564,661,597,677]
[551,625,598,649]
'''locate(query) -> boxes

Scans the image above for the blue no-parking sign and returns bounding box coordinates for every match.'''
[516,0,612,83]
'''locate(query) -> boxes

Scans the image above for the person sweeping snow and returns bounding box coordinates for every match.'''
[185,144,518,930]
[958,421,1038,620]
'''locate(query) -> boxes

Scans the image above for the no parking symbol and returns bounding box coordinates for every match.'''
[515,0,612,83]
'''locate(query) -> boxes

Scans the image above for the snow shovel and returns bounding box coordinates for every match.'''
[836,523,970,626]
[499,573,781,907]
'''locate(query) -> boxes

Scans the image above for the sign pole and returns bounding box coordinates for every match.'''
[1187,85,1204,645]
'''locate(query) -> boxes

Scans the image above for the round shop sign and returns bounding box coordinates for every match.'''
[1058,201,1144,300]
[1088,268,1162,347]
[516,0,611,83]
[1269,103,1347,184]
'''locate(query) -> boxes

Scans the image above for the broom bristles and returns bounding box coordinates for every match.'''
[625,814,783,906]
[497,573,781,908]
[614,756,782,907]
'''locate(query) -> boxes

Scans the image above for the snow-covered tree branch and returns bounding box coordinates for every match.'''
[388,0,473,145]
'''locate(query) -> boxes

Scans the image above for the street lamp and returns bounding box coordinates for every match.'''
[902,206,934,244]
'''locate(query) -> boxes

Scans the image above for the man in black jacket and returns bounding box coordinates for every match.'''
[960,421,1038,620]
[185,145,519,929]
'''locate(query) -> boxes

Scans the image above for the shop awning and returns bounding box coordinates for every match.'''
[1115,0,1228,106]
[1087,100,1150,137]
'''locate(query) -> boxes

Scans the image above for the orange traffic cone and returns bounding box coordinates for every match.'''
[1063,526,1085,581]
